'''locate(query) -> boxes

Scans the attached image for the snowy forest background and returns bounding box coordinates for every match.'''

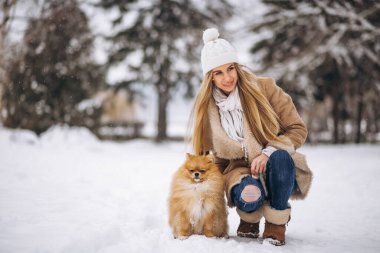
[1,1,380,253]
[1,0,379,144]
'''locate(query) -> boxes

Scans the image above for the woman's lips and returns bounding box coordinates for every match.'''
[223,82,235,88]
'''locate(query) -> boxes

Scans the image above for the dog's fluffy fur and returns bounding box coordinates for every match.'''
[168,153,228,239]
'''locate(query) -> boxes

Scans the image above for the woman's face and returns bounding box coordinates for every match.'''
[211,63,238,95]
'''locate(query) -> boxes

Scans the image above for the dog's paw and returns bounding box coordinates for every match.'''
[176,235,189,240]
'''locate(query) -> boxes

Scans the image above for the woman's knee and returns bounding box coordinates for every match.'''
[268,150,294,173]
[266,150,295,186]
[232,178,264,213]
[241,185,262,203]
[269,150,293,164]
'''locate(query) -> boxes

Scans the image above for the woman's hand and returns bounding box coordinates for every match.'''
[250,154,269,177]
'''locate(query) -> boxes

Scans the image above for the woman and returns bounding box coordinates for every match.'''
[190,28,313,246]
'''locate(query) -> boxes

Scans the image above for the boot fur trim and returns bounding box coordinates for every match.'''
[236,206,263,223]
[263,203,291,225]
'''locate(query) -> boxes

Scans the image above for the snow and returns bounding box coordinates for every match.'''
[1,126,380,253]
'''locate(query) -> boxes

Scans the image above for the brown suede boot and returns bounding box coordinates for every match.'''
[262,221,286,246]
[237,219,260,239]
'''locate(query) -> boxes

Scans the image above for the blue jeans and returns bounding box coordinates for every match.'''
[231,150,296,212]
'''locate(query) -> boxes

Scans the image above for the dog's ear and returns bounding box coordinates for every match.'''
[205,152,215,163]
[186,153,193,159]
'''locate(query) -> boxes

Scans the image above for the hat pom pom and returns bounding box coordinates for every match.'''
[203,28,219,44]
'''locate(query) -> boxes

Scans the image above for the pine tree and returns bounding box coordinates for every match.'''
[1,0,105,134]
[97,0,232,142]
[250,0,380,143]
[0,0,18,110]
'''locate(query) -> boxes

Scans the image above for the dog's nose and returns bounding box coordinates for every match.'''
[194,172,200,178]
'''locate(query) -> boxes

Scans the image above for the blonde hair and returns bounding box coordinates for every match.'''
[189,63,285,155]
[187,73,213,154]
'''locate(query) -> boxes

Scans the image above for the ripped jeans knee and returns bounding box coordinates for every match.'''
[241,185,261,202]
[232,176,265,213]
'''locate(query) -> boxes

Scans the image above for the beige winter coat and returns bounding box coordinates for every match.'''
[204,77,313,207]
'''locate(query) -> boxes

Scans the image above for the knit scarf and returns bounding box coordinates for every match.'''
[212,86,248,159]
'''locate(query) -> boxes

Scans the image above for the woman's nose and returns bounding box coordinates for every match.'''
[224,72,232,82]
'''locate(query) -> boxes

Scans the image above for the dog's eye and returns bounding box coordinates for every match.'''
[189,169,195,173]
[200,169,206,173]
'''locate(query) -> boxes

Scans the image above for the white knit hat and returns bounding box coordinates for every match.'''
[201,28,239,76]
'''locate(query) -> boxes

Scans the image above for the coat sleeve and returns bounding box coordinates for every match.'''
[258,77,308,149]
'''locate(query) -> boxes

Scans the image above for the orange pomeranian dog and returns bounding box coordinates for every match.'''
[168,153,228,239]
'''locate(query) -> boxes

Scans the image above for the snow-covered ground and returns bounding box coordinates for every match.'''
[1,126,380,253]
